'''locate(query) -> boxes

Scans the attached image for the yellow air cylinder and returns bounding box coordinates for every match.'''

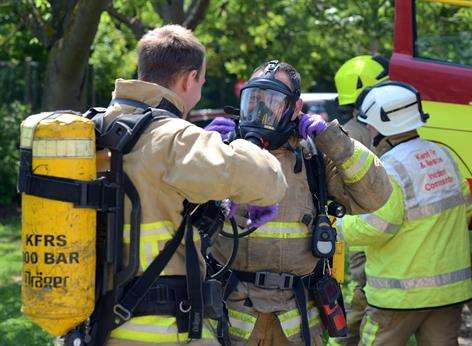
[332,239,345,284]
[20,112,96,336]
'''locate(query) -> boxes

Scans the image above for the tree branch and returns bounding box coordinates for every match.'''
[107,5,148,39]
[183,0,210,30]
[151,0,185,24]
[21,0,50,46]
[61,0,81,33]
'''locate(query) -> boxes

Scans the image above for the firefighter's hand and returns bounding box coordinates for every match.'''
[298,113,328,139]
[204,117,236,141]
[247,204,278,229]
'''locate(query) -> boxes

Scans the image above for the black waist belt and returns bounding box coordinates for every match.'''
[224,270,318,346]
[133,275,187,316]
[130,275,191,333]
[130,275,228,340]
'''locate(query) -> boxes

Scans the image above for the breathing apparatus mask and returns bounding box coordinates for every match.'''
[238,60,300,150]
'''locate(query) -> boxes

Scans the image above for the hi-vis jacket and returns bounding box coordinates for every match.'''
[212,122,393,344]
[98,79,288,345]
[338,132,472,310]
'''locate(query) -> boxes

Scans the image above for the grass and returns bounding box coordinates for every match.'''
[0,217,53,346]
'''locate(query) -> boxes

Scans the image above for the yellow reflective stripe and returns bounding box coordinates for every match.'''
[123,221,201,271]
[248,222,310,239]
[125,221,174,231]
[228,309,256,340]
[124,221,200,241]
[32,138,94,158]
[278,302,315,322]
[341,145,374,184]
[124,221,174,241]
[278,303,321,338]
[141,240,157,271]
[361,315,379,346]
[111,316,214,343]
[341,146,366,171]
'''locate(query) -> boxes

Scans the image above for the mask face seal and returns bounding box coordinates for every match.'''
[238,60,300,150]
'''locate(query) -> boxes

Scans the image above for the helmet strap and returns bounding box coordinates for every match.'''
[263,60,280,79]
[372,133,385,147]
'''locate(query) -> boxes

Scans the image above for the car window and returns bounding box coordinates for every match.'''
[415,0,472,66]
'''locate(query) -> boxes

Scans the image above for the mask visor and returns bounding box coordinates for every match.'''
[240,88,290,130]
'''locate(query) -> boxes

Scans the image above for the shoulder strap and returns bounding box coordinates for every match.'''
[94,107,175,154]
[303,152,327,213]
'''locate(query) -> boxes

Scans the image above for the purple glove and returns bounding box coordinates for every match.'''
[247,204,278,229]
[298,113,328,139]
[204,117,235,140]
[222,199,240,218]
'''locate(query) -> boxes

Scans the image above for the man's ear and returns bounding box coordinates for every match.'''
[183,70,198,91]
[292,98,304,120]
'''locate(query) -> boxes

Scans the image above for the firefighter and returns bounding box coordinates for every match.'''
[205,60,393,345]
[334,55,389,149]
[338,81,472,345]
[333,55,389,346]
[101,25,289,346]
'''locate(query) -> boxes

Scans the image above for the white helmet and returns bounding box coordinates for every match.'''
[356,81,429,136]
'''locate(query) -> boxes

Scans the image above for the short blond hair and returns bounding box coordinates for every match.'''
[138,25,205,87]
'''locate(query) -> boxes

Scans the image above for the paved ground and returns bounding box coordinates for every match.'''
[460,304,472,346]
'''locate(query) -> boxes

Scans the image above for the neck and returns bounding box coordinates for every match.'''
[154,83,188,117]
[375,130,419,156]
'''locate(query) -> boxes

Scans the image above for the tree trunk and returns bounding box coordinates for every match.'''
[42,0,112,111]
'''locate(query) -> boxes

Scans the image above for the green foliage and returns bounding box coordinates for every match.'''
[90,12,140,106]
[0,102,30,205]
[0,2,47,63]
[196,0,394,94]
[85,0,395,108]
[416,1,472,65]
[0,218,53,346]
[2,0,394,107]
[0,2,47,109]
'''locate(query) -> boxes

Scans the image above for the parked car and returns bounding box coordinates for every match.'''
[188,108,229,128]
[300,92,338,121]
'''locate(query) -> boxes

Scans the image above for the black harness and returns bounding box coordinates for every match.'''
[220,143,346,346]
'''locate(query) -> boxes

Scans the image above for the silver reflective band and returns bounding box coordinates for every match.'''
[33,139,94,158]
[344,150,370,179]
[360,214,400,234]
[367,267,471,289]
[390,159,416,202]
[406,193,466,220]
[441,146,462,178]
